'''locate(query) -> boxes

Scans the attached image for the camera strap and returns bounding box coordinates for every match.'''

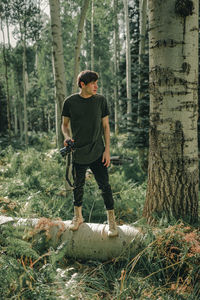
[65,152,74,189]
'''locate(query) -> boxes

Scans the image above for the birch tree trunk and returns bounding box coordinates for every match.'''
[143,0,199,224]
[0,18,11,140]
[49,0,67,148]
[72,0,90,94]
[14,103,18,135]
[91,0,94,70]
[23,37,29,147]
[113,0,119,135]
[123,0,132,130]
[6,17,11,49]
[17,3,29,147]
[99,57,103,95]
[138,0,147,102]
[16,80,23,142]
[138,0,148,171]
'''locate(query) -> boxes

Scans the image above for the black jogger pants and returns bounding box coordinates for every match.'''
[73,155,114,210]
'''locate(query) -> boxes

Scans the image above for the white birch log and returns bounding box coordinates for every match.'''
[0,216,142,261]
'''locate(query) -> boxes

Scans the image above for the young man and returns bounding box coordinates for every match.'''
[61,70,118,237]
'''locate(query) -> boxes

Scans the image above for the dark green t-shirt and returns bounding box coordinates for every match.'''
[61,93,109,164]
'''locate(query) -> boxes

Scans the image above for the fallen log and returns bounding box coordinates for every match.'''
[110,156,133,165]
[0,215,143,261]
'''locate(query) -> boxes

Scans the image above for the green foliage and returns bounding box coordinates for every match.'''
[0,223,57,299]
[110,133,147,183]
[122,223,200,299]
[1,225,39,260]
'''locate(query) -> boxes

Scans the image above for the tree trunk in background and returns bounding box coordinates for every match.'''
[85,19,90,69]
[16,80,23,141]
[72,0,90,93]
[19,104,23,143]
[91,0,94,70]
[5,17,11,49]
[99,57,103,95]
[35,44,39,71]
[14,101,18,135]
[117,14,122,120]
[49,0,67,148]
[34,0,40,72]
[123,0,132,130]
[0,18,11,140]
[18,7,29,147]
[113,0,119,135]
[23,37,28,147]
[143,0,199,224]
[138,0,148,172]
[138,0,147,108]
[11,70,18,136]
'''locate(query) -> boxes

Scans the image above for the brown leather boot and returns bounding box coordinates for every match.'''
[107,209,118,237]
[69,206,84,231]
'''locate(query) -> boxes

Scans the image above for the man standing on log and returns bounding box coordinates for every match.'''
[61,70,118,237]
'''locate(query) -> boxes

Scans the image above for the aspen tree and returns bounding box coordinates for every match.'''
[49,0,67,148]
[123,0,132,130]
[72,0,90,93]
[113,0,119,134]
[143,0,199,224]
[91,0,94,70]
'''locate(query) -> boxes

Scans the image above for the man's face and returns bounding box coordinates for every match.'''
[81,80,98,96]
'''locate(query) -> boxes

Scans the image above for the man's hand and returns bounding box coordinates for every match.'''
[102,149,110,167]
[64,138,74,147]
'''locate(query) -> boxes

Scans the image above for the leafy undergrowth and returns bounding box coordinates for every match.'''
[0,133,199,299]
[0,221,199,299]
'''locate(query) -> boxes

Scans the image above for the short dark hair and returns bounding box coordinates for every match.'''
[77,70,99,88]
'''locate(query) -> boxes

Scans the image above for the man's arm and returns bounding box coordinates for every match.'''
[102,116,111,167]
[61,116,72,146]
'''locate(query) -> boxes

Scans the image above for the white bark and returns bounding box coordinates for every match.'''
[6,17,11,49]
[123,0,132,129]
[0,18,11,139]
[113,0,119,135]
[17,7,29,147]
[49,0,67,148]
[72,0,90,93]
[98,57,103,94]
[143,0,199,223]
[138,0,148,171]
[18,102,23,142]
[91,0,94,70]
[14,103,18,135]
[138,0,147,116]
[0,216,142,261]
[23,39,29,147]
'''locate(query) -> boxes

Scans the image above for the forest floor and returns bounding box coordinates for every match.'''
[0,132,199,299]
